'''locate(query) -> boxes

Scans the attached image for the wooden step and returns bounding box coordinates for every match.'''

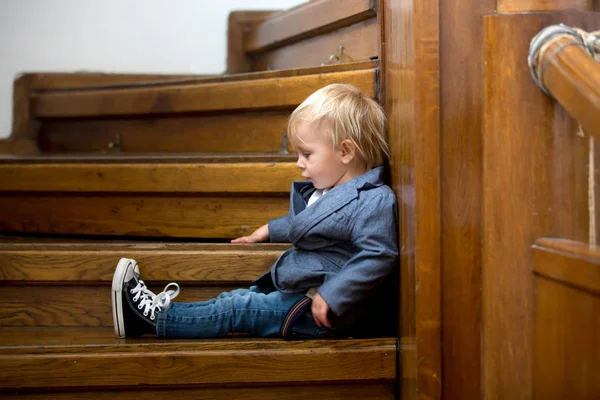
[18,62,378,153]
[229,0,379,71]
[31,67,378,118]
[0,326,396,398]
[0,240,288,327]
[0,155,298,238]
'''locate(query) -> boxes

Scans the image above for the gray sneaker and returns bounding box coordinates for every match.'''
[111,258,180,338]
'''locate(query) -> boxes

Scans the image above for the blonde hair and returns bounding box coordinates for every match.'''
[288,83,389,169]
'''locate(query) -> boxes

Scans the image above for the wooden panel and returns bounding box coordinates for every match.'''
[440,0,495,398]
[0,162,300,193]
[482,11,599,400]
[498,0,592,12]
[533,276,599,399]
[0,195,289,239]
[0,385,395,400]
[533,238,600,293]
[31,69,377,118]
[0,243,284,283]
[0,339,396,389]
[0,286,238,327]
[245,0,375,53]
[539,36,600,138]
[383,0,441,399]
[38,112,291,153]
[227,11,276,73]
[253,18,379,71]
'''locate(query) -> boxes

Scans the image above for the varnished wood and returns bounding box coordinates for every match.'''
[0,194,289,238]
[0,242,285,283]
[1,286,241,327]
[31,69,377,118]
[533,275,599,399]
[0,385,395,400]
[28,72,210,89]
[227,11,276,73]
[0,140,12,153]
[38,113,292,153]
[0,336,396,389]
[0,161,300,193]
[533,238,600,293]
[244,0,375,54]
[538,35,600,138]
[11,75,38,145]
[34,60,378,91]
[383,0,442,398]
[439,0,495,399]
[483,11,599,400]
[498,0,593,12]
[253,18,379,71]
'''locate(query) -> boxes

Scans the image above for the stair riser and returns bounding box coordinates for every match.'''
[39,112,292,153]
[1,285,243,327]
[0,250,280,282]
[0,195,288,238]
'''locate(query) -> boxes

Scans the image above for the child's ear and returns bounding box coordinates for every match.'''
[338,139,357,164]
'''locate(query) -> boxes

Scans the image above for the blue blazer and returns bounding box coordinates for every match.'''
[255,166,399,322]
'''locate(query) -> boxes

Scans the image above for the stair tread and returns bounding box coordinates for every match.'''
[35,60,377,93]
[0,326,395,352]
[0,152,296,164]
[0,326,397,389]
[0,159,300,193]
[32,68,377,118]
[245,0,375,54]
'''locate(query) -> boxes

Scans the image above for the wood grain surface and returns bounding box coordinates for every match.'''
[244,0,375,53]
[539,36,600,138]
[498,0,594,12]
[0,194,289,238]
[0,336,396,388]
[0,162,300,193]
[253,18,379,71]
[31,69,377,118]
[483,11,599,400]
[383,0,442,398]
[38,112,292,153]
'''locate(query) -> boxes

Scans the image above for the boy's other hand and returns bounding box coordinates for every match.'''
[231,224,269,243]
[311,293,332,328]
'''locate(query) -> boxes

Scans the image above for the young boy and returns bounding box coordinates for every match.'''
[112,83,399,339]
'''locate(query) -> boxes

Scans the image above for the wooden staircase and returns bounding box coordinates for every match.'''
[0,1,401,399]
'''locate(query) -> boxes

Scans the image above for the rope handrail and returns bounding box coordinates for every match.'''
[528,24,600,139]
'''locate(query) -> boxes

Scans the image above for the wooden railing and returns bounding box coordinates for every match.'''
[529,24,600,137]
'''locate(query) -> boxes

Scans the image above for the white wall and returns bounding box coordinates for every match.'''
[0,0,305,139]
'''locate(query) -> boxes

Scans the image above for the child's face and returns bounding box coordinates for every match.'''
[292,121,351,190]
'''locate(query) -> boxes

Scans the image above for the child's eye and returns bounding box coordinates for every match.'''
[303,152,311,158]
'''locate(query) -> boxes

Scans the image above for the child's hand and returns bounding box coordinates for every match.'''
[311,293,332,328]
[231,224,269,243]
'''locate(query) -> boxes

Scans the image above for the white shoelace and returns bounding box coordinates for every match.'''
[131,280,180,321]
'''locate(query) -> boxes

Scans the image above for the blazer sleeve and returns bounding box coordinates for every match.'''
[317,193,399,318]
[268,214,291,243]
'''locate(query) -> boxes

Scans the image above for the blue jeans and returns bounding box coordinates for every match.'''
[156,286,328,339]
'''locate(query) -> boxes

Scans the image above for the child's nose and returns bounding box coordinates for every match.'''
[296,158,304,169]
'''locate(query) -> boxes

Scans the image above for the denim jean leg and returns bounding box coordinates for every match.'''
[156,287,307,339]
